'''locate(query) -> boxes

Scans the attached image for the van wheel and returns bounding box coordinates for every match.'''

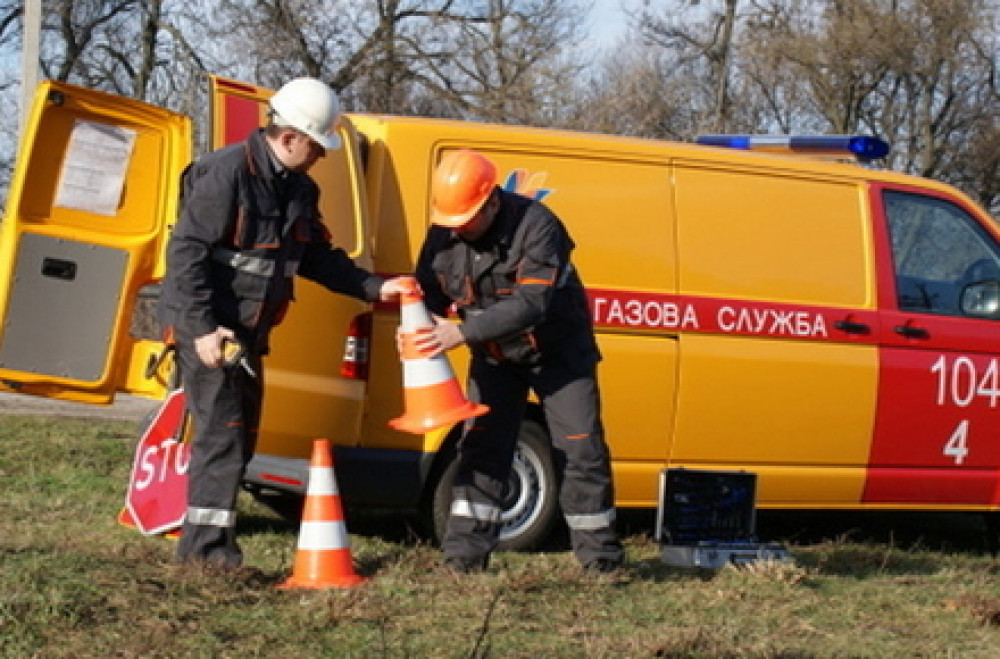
[430,418,559,552]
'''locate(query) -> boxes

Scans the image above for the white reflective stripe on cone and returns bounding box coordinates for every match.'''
[186,506,237,527]
[297,521,350,551]
[564,508,616,531]
[307,465,339,495]
[400,302,434,328]
[451,498,502,523]
[402,357,455,388]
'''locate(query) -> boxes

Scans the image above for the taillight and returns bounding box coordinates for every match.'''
[341,312,373,380]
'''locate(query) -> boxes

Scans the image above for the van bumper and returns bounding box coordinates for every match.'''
[335,445,433,509]
[244,446,433,510]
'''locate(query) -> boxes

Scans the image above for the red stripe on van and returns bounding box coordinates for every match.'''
[588,289,877,344]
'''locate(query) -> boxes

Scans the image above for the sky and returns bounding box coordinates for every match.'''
[586,0,637,50]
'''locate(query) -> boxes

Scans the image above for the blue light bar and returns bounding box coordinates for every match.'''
[695,134,890,162]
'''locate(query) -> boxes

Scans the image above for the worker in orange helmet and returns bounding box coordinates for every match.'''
[413,148,623,574]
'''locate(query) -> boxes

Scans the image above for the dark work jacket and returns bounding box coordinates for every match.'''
[415,188,600,369]
[159,129,383,352]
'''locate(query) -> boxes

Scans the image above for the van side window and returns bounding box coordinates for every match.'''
[884,191,1000,316]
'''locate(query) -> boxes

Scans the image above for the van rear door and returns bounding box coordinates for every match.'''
[0,81,190,404]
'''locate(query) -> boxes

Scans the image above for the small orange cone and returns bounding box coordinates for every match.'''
[279,439,366,589]
[117,507,181,539]
[117,506,137,529]
[390,277,488,434]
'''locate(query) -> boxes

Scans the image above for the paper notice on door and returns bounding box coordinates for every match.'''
[54,120,137,216]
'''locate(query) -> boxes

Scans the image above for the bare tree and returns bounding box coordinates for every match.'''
[601,0,1000,213]
[742,0,1000,202]
[567,40,695,139]
[0,0,592,199]
[0,0,205,111]
[637,0,741,133]
[406,0,586,123]
[203,0,585,121]
[6,0,1000,215]
[0,1,21,201]
[0,0,215,203]
[44,0,135,83]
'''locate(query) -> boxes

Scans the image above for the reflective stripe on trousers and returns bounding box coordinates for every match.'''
[565,508,616,531]
[186,506,237,528]
[451,497,502,524]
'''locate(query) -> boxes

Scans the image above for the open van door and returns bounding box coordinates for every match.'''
[208,76,377,490]
[0,81,191,404]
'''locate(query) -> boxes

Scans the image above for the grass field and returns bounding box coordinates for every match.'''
[4,414,1000,657]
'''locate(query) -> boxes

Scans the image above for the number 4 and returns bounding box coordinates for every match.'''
[943,419,970,465]
[979,360,1000,408]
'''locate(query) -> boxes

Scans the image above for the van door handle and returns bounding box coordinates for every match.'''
[894,324,930,339]
[834,319,870,334]
[41,257,77,281]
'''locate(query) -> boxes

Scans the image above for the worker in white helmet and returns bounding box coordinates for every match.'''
[159,77,408,571]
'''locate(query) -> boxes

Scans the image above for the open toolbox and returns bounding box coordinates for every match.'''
[655,468,791,569]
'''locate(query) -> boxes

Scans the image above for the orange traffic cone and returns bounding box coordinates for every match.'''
[279,439,366,589]
[389,277,488,434]
[117,506,137,529]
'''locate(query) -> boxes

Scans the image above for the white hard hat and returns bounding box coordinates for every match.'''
[269,77,342,150]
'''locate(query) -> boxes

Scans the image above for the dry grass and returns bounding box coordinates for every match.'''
[3,415,1000,657]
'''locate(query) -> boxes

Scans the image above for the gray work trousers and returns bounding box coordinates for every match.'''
[175,340,262,568]
[442,356,622,567]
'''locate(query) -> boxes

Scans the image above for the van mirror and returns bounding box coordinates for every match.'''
[960,280,1000,318]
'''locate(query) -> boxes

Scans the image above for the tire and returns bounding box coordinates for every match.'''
[429,418,560,552]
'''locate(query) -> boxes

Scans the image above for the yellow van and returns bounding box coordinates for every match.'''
[5,78,1000,549]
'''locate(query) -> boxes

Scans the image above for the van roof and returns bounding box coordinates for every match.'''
[347,112,973,203]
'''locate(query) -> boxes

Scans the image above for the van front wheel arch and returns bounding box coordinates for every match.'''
[429,418,560,552]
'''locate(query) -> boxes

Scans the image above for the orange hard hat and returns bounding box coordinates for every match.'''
[430,149,497,227]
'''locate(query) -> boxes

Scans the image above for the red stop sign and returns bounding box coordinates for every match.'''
[125,389,190,535]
